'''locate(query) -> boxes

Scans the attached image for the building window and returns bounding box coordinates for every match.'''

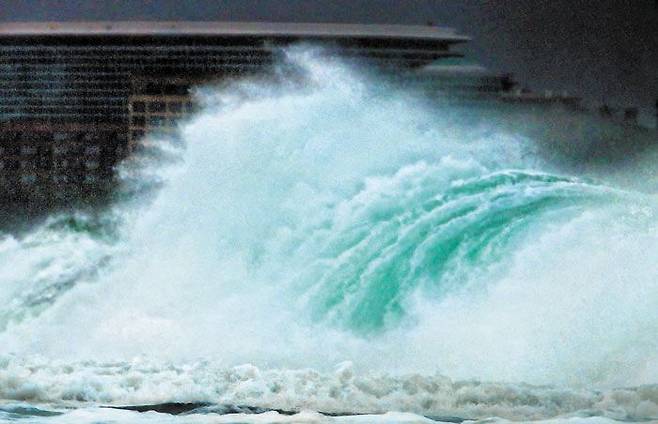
[20,174,37,185]
[20,160,35,170]
[53,132,72,142]
[21,145,37,155]
[84,146,101,156]
[148,101,166,113]
[131,130,145,140]
[132,101,146,113]
[53,145,68,155]
[85,161,99,170]
[38,157,51,170]
[169,102,183,113]
[131,116,146,127]
[149,116,166,127]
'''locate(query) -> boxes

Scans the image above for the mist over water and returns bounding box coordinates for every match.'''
[1,48,658,422]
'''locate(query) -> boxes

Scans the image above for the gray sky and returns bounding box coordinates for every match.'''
[1,0,656,121]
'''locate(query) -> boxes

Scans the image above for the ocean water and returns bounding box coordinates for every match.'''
[1,48,658,423]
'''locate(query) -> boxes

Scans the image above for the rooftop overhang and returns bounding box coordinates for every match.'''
[0,21,470,44]
[418,64,489,76]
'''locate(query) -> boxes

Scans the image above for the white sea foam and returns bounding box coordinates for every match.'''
[1,48,657,423]
[1,357,657,421]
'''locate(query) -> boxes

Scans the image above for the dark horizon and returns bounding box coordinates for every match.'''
[2,0,656,125]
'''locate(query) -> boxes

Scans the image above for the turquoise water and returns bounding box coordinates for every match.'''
[1,48,657,423]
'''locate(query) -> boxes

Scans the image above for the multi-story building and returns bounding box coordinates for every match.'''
[0,21,471,208]
[1,21,652,210]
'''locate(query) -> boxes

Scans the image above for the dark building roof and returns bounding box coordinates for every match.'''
[0,21,469,43]
[0,20,468,133]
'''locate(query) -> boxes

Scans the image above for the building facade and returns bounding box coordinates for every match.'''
[0,21,470,207]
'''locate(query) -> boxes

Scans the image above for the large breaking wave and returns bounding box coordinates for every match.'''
[1,48,658,422]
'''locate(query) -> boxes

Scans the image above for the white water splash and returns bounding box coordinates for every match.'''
[1,48,657,422]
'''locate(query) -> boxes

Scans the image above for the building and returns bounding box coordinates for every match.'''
[409,58,514,101]
[0,21,469,207]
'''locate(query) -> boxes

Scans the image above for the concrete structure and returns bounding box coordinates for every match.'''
[0,21,469,207]
[410,58,513,100]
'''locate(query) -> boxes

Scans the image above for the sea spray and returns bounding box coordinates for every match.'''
[0,48,657,421]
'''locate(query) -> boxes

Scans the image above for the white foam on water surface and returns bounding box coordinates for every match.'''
[1,48,657,423]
